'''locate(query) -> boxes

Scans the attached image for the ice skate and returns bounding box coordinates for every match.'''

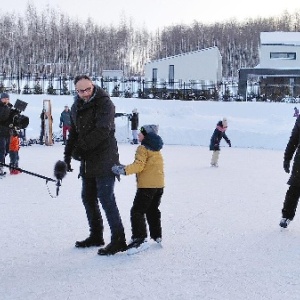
[279,218,291,228]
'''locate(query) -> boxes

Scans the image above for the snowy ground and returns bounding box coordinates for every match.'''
[1,95,300,299]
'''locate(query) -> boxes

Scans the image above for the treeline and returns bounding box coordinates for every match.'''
[0,4,300,79]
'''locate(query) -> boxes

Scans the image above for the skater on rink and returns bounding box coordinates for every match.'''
[209,117,231,167]
[128,108,139,144]
[64,75,126,256]
[0,93,12,177]
[293,107,299,117]
[112,124,164,254]
[59,105,71,145]
[280,114,300,228]
[9,128,20,175]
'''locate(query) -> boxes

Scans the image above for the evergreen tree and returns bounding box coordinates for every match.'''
[47,82,56,95]
[22,84,31,94]
[33,81,43,94]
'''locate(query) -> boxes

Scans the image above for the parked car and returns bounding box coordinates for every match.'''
[281,97,296,103]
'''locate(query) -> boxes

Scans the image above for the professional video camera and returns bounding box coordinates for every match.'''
[8,99,29,129]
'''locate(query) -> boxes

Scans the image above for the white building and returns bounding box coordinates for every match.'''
[238,32,300,99]
[144,46,222,84]
[259,32,300,69]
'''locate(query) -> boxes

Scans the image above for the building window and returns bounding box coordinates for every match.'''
[152,68,157,82]
[270,52,296,60]
[169,65,174,84]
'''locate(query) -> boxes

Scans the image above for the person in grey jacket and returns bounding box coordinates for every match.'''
[64,75,126,255]
[59,105,71,145]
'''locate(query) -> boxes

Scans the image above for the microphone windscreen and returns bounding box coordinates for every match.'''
[54,160,67,180]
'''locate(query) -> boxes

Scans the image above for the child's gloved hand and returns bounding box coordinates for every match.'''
[112,164,126,176]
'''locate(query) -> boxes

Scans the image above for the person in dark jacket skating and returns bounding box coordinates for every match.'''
[280,116,300,228]
[128,108,139,144]
[209,117,231,167]
[64,75,126,255]
[59,105,71,145]
[0,93,13,176]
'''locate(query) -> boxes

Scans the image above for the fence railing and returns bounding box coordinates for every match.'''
[0,73,242,101]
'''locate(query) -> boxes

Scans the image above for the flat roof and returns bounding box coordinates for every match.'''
[261,32,300,46]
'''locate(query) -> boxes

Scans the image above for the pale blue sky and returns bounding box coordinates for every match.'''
[5,0,300,31]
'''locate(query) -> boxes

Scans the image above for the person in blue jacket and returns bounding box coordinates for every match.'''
[209,117,231,167]
[59,105,71,145]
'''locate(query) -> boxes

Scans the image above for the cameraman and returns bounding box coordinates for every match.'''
[0,93,12,176]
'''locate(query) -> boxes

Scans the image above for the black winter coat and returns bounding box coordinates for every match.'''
[64,85,119,178]
[129,113,139,130]
[0,102,13,137]
[284,117,300,186]
[209,121,231,151]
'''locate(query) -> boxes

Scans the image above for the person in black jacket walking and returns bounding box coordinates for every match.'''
[64,75,126,255]
[128,108,139,144]
[280,116,300,228]
[0,93,13,176]
[209,117,231,167]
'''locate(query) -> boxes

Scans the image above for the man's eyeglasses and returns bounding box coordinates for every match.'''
[76,87,92,94]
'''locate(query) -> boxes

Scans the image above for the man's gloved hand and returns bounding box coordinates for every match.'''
[64,156,73,172]
[283,160,290,174]
[112,164,126,176]
[72,145,85,161]
[59,124,62,128]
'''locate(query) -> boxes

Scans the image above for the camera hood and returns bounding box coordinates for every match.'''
[14,99,28,112]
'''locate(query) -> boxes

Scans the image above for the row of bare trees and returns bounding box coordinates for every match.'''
[1,4,300,79]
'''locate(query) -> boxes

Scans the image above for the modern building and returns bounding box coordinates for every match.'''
[238,32,300,100]
[144,46,222,84]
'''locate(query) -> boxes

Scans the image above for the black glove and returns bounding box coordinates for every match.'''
[283,160,290,174]
[64,156,73,172]
[72,145,86,161]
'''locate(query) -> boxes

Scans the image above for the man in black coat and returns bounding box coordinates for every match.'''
[0,93,13,176]
[64,75,126,255]
[281,116,300,228]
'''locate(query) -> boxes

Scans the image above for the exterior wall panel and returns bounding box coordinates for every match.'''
[144,47,222,83]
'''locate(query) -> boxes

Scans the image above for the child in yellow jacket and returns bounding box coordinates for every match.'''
[9,129,20,174]
[112,124,164,254]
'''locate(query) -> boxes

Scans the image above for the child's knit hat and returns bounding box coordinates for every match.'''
[222,117,228,127]
[140,124,159,135]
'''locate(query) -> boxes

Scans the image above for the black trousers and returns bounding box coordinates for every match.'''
[130,188,164,240]
[282,185,300,220]
[81,176,125,242]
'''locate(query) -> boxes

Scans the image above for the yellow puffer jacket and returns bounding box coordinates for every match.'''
[125,145,164,188]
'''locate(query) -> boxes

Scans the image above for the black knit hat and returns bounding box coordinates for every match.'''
[0,92,9,100]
